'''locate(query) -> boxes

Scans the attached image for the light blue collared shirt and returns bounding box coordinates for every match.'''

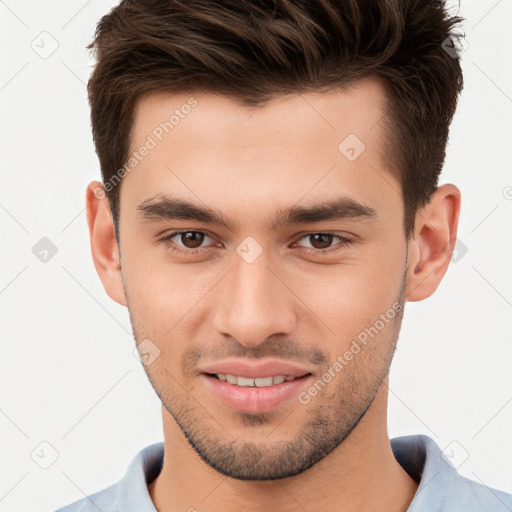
[54,435,512,511]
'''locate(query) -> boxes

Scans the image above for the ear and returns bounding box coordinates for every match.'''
[405,184,461,302]
[86,181,127,307]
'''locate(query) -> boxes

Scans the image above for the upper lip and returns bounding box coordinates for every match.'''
[199,359,312,379]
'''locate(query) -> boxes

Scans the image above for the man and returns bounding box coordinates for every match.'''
[55,0,512,511]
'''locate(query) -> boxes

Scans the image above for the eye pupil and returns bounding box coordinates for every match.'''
[181,231,204,248]
[310,233,333,249]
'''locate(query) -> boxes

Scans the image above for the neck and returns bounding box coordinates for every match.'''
[149,378,418,512]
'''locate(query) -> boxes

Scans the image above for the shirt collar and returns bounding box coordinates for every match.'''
[391,434,512,511]
[114,442,163,512]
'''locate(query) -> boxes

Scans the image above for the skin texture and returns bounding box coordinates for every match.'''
[86,76,460,512]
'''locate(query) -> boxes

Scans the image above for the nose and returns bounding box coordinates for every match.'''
[212,250,297,347]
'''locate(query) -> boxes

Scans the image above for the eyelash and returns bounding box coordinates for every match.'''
[159,230,353,257]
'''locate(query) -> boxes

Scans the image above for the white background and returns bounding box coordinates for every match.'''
[1,1,511,511]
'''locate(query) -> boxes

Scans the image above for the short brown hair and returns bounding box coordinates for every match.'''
[87,0,464,241]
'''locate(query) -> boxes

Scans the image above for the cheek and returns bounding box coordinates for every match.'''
[292,248,404,350]
[123,248,220,338]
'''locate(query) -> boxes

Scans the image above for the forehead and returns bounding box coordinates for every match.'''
[122,77,399,228]
[131,76,388,153]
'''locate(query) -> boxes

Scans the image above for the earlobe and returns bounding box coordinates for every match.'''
[405,184,461,302]
[86,181,127,307]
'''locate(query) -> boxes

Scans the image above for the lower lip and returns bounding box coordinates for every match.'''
[201,374,312,414]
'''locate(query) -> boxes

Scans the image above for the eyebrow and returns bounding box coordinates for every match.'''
[137,194,378,232]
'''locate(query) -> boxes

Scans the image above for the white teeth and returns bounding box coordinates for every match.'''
[215,374,297,387]
[237,376,255,387]
[225,374,237,384]
[254,377,273,387]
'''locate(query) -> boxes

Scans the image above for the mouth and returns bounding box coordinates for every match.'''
[200,371,313,414]
[206,372,310,387]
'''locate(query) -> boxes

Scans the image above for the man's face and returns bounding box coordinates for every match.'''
[118,77,409,480]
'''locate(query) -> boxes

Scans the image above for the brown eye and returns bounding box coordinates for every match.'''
[307,233,335,249]
[178,231,205,249]
[160,230,214,254]
[294,232,352,255]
